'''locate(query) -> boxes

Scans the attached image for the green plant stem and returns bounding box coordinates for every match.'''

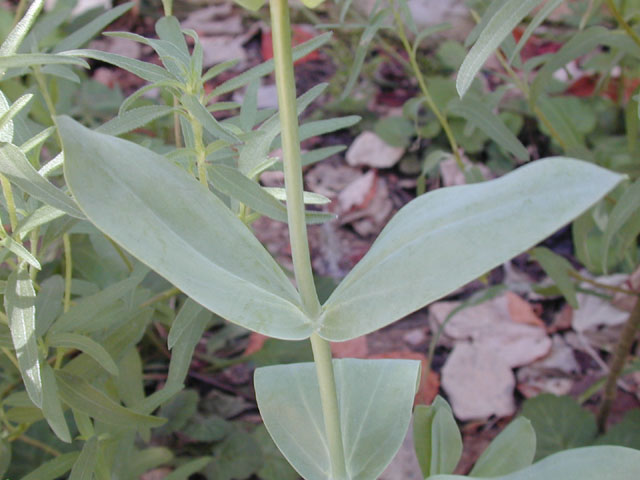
[606,0,640,49]
[569,270,640,297]
[63,233,72,313]
[140,286,180,308]
[17,434,61,457]
[392,7,463,172]
[188,113,208,187]
[597,298,640,432]
[0,174,18,232]
[269,0,347,478]
[310,332,347,479]
[10,0,28,29]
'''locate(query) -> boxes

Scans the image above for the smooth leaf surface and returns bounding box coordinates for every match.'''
[96,105,175,136]
[469,417,536,477]
[66,49,174,83]
[0,53,88,70]
[428,446,640,480]
[530,247,578,308]
[320,158,623,341]
[210,164,335,225]
[59,116,311,340]
[41,364,72,443]
[48,332,119,376]
[55,370,166,428]
[69,436,98,480]
[602,178,640,271]
[449,97,528,160]
[255,359,420,480]
[0,0,44,58]
[531,27,640,102]
[457,0,544,97]
[53,2,134,52]
[414,397,462,477]
[520,394,596,460]
[5,264,41,408]
[20,452,80,480]
[0,142,84,218]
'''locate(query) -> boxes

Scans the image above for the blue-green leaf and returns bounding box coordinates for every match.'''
[428,446,640,480]
[41,364,72,443]
[414,397,462,477]
[255,359,420,480]
[0,142,84,218]
[5,263,41,408]
[320,158,623,341]
[55,370,166,428]
[457,0,544,97]
[469,417,536,477]
[59,115,311,340]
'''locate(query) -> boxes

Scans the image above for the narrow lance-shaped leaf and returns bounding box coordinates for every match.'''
[96,105,175,137]
[64,49,175,83]
[55,370,166,428]
[47,332,119,376]
[41,363,72,443]
[0,53,88,71]
[0,0,45,58]
[20,452,80,480]
[530,247,578,308]
[448,97,529,161]
[5,263,42,407]
[602,178,640,272]
[457,0,544,97]
[58,115,312,340]
[530,27,640,102]
[255,359,420,480]
[0,142,85,218]
[69,436,99,480]
[211,32,332,96]
[320,158,624,341]
[210,164,335,225]
[428,446,640,480]
[509,0,564,63]
[53,2,134,52]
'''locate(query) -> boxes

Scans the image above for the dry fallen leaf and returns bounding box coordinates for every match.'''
[442,342,516,420]
[331,336,369,358]
[516,335,579,398]
[573,274,629,332]
[346,131,405,169]
[430,294,551,368]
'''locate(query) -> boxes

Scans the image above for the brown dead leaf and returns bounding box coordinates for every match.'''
[430,295,551,368]
[442,342,516,420]
[331,336,369,358]
[506,291,545,327]
[337,170,377,212]
[346,131,405,168]
[244,332,268,356]
[573,274,629,332]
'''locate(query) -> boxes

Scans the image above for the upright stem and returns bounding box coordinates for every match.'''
[269,0,347,478]
[597,298,640,432]
[392,7,464,172]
